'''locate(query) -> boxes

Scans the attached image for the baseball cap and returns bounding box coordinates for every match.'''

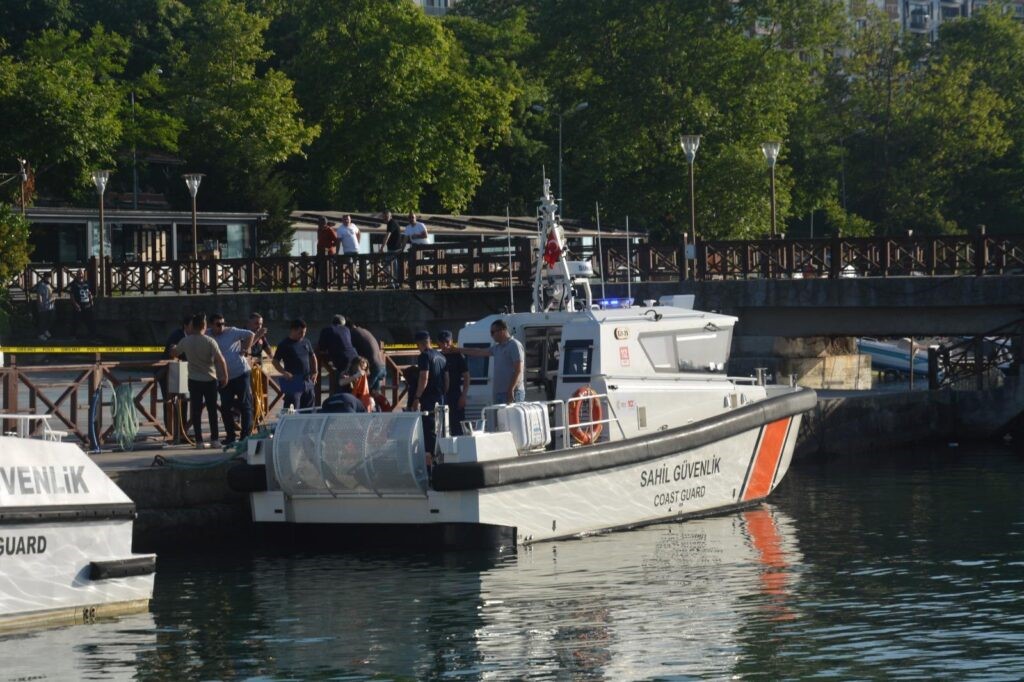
[414,330,430,341]
[438,330,453,342]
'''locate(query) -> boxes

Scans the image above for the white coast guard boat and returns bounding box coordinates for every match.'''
[229,180,816,548]
[0,435,155,630]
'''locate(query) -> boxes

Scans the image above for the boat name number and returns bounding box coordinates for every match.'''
[614,327,629,340]
[0,535,47,556]
[0,466,90,496]
[639,457,721,488]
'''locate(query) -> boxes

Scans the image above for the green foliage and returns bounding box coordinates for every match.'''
[169,0,317,213]
[286,0,513,213]
[0,27,129,199]
[2,0,1024,243]
[0,203,31,284]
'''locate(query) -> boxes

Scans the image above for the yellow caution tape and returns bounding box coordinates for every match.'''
[0,346,164,353]
[1,343,431,354]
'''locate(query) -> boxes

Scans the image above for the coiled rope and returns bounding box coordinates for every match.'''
[110,382,139,451]
[251,365,269,428]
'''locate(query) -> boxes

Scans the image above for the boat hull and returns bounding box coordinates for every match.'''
[245,390,814,548]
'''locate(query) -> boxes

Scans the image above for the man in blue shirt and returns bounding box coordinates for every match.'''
[317,314,358,387]
[455,319,525,404]
[210,313,255,445]
[438,330,469,435]
[273,319,319,410]
[410,330,447,457]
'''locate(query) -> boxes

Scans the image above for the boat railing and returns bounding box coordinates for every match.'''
[475,393,622,448]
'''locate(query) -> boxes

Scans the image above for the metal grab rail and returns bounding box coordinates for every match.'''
[472,393,620,448]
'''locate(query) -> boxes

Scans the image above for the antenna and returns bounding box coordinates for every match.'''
[595,201,606,300]
[506,204,515,313]
[625,215,632,303]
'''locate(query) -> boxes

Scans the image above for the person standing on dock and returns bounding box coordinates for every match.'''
[171,314,229,448]
[34,273,53,341]
[410,330,447,457]
[438,330,469,435]
[274,319,318,410]
[403,212,430,248]
[379,210,404,287]
[209,313,255,446]
[454,319,524,404]
[69,269,97,339]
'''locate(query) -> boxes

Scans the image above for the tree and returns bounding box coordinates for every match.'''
[936,7,1024,233]
[0,204,31,284]
[285,0,514,213]
[827,9,1010,234]
[0,27,130,201]
[167,0,317,247]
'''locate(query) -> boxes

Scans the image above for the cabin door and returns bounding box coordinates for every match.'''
[522,326,562,402]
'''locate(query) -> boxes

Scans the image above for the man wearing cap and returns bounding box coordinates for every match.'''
[452,319,525,404]
[438,330,469,435]
[410,330,447,456]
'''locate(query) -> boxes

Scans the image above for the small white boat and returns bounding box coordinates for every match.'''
[229,180,816,549]
[857,337,930,377]
[0,436,155,631]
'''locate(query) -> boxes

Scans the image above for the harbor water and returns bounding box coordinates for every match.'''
[1,444,1023,680]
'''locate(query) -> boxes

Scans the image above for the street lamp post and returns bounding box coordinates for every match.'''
[91,170,111,297]
[532,101,589,214]
[761,141,782,237]
[17,158,28,217]
[679,135,701,280]
[183,173,204,260]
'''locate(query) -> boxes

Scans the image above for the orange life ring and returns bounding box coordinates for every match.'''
[568,386,604,445]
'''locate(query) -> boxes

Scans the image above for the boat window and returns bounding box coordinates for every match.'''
[464,342,490,385]
[561,340,593,383]
[639,328,732,374]
[639,334,675,372]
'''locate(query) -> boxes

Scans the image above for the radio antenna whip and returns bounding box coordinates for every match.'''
[625,214,632,303]
[595,201,606,300]
[506,204,515,313]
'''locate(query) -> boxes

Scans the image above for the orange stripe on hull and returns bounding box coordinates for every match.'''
[742,418,791,502]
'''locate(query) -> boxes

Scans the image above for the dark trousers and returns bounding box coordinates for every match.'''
[36,308,52,336]
[71,306,97,338]
[219,373,253,443]
[421,395,443,456]
[446,394,465,436]
[283,379,315,411]
[188,378,219,444]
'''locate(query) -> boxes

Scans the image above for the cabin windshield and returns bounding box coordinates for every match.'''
[638,328,732,374]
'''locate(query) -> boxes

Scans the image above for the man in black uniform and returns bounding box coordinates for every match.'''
[438,330,469,436]
[409,330,447,457]
[379,210,404,287]
[69,269,98,339]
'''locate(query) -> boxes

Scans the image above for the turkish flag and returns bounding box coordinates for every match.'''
[543,229,561,266]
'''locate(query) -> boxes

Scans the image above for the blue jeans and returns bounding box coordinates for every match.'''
[369,365,387,393]
[492,388,526,404]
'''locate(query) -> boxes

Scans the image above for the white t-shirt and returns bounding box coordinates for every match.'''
[404,221,429,245]
[338,224,360,254]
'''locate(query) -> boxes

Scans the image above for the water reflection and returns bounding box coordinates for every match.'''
[0,612,156,681]
[4,448,1024,679]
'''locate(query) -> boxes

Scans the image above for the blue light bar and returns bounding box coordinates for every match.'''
[596,298,633,310]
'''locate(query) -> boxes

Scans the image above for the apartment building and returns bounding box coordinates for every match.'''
[852,0,1024,40]
[412,0,457,16]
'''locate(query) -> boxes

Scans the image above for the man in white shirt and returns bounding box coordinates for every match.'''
[209,313,255,445]
[403,212,430,247]
[338,215,360,255]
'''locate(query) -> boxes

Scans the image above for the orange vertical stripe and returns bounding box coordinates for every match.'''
[742,418,790,501]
